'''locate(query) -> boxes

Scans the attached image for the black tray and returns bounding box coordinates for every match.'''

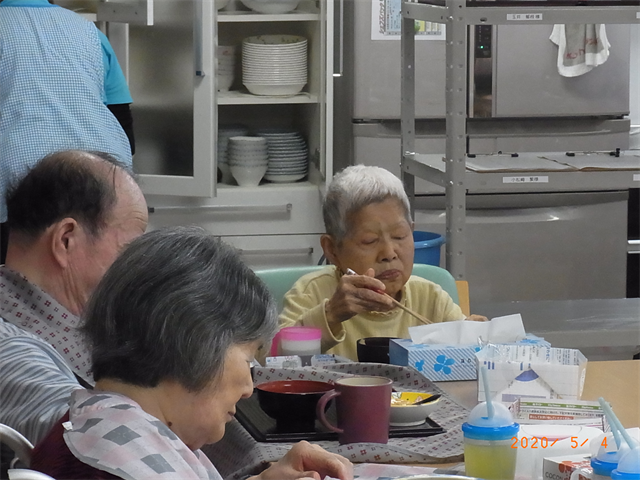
[235,391,445,443]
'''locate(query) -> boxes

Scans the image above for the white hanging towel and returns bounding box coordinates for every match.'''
[549,24,610,77]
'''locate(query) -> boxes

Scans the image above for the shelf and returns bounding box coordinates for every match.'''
[217,90,318,105]
[402,152,640,193]
[403,2,640,24]
[217,7,319,22]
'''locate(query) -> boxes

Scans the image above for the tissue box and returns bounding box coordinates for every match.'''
[543,454,592,480]
[389,338,482,381]
[477,345,587,402]
[389,335,549,382]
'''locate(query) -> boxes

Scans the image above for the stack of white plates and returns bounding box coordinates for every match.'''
[254,128,308,183]
[228,136,269,187]
[242,35,307,97]
[218,124,249,184]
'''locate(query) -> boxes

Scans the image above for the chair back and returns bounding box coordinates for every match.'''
[255,264,461,312]
[0,424,33,469]
[410,263,459,304]
[255,266,324,312]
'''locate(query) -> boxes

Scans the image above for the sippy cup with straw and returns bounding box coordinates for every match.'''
[462,366,520,480]
[592,399,630,480]
[598,397,640,480]
[611,447,640,480]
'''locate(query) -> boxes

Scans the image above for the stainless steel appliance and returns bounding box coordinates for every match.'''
[413,191,629,304]
[333,0,632,303]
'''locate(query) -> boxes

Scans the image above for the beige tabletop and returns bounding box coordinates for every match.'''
[436,360,640,427]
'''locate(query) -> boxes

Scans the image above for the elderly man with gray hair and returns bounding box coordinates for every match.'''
[279,165,486,361]
[0,150,148,445]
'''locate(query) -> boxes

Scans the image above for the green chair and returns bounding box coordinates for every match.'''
[254,263,460,313]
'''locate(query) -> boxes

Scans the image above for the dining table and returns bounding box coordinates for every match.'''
[208,360,639,479]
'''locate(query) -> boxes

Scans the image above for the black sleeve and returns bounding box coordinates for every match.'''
[107,103,135,155]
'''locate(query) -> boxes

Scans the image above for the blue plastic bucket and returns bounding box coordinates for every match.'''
[413,231,445,266]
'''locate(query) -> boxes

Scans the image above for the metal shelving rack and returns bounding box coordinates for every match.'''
[400,0,640,280]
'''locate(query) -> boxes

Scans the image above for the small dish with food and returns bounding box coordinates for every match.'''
[389,392,441,427]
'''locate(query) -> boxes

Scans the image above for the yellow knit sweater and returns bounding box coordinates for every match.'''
[278,266,464,360]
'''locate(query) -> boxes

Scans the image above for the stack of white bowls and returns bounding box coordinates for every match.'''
[217,45,237,92]
[242,35,307,96]
[228,136,268,187]
[255,128,309,183]
[218,124,249,184]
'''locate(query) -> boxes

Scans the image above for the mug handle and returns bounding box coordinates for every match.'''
[316,390,342,433]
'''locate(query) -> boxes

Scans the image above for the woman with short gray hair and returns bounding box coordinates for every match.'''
[280,165,486,361]
[31,226,353,480]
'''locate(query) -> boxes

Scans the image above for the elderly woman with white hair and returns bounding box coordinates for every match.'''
[279,165,486,361]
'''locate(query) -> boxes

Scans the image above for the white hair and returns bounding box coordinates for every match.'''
[322,165,412,242]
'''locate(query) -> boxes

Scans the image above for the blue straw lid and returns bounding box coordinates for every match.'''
[611,447,640,480]
[462,402,519,440]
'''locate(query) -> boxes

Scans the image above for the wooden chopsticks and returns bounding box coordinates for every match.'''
[382,293,432,325]
[346,268,432,325]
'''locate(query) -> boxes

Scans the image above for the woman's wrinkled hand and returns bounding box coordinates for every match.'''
[253,441,353,480]
[465,314,488,322]
[324,268,395,328]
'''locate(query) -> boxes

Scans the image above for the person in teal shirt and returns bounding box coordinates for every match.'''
[0,0,135,262]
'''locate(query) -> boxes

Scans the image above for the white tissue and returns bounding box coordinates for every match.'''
[408,313,526,345]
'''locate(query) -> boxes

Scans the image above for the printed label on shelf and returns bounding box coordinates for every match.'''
[634,174,640,181]
[503,176,549,184]
[507,13,543,21]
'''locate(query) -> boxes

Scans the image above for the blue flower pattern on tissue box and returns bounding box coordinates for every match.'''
[433,355,456,375]
[389,339,482,381]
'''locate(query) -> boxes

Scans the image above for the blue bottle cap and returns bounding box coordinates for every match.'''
[462,402,519,441]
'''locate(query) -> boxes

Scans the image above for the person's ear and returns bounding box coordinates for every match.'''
[49,218,81,268]
[320,234,340,267]
[410,221,415,232]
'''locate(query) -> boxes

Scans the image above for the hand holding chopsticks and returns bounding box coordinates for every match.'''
[345,268,432,325]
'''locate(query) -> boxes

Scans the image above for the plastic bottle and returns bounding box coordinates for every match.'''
[611,447,640,480]
[462,401,520,480]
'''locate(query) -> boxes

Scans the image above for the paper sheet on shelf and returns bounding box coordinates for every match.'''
[464,155,576,172]
[408,313,526,345]
[541,152,640,171]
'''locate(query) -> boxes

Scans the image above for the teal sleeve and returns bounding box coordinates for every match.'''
[98,30,133,105]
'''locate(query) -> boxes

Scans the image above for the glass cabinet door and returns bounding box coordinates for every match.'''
[122,0,217,197]
[101,0,333,199]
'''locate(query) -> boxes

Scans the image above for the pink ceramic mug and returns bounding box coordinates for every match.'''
[316,376,393,444]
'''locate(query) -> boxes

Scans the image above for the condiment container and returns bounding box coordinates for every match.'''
[462,401,520,480]
[270,326,321,357]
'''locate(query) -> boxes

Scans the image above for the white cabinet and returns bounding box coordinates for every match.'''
[102,0,333,266]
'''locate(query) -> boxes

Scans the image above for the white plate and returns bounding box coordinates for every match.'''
[264,173,307,183]
[240,0,300,14]
[243,35,307,46]
[244,83,305,96]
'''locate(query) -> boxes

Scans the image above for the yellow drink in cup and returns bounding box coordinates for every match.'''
[464,438,518,480]
[462,401,520,480]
